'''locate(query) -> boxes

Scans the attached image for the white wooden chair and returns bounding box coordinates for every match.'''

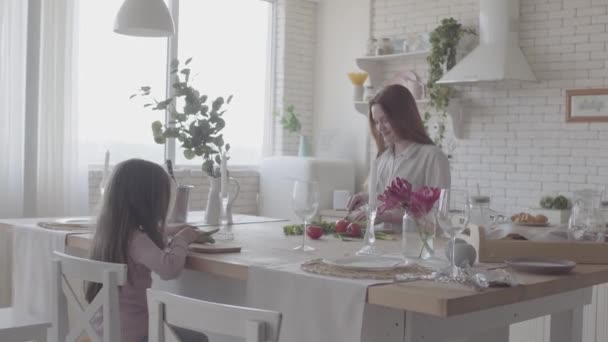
[51,251,127,342]
[0,307,51,342]
[147,289,282,342]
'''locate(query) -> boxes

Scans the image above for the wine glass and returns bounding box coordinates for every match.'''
[292,180,320,251]
[436,189,470,278]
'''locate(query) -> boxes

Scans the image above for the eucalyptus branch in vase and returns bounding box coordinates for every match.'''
[131,57,233,177]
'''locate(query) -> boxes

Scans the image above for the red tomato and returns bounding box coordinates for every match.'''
[306,225,324,240]
[346,222,362,237]
[335,219,349,234]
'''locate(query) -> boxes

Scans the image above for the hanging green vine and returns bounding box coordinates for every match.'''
[425,18,476,148]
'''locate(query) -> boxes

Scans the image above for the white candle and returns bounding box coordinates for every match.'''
[103,150,110,179]
[368,157,377,211]
[220,152,228,198]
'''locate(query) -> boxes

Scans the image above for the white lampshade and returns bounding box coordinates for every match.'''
[114,0,174,37]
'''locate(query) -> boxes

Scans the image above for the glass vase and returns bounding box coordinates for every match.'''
[402,210,436,261]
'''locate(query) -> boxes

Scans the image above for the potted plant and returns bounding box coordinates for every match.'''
[425,18,476,149]
[275,104,310,156]
[132,57,234,224]
[530,195,572,224]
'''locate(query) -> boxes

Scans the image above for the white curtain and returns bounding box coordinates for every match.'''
[0,0,27,308]
[0,0,27,219]
[36,0,88,217]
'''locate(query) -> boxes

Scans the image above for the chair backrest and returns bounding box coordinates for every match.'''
[147,289,282,342]
[51,251,127,342]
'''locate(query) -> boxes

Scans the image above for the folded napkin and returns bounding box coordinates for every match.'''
[247,262,382,342]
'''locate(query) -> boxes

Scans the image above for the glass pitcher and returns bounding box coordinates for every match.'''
[469,195,492,231]
[568,189,605,242]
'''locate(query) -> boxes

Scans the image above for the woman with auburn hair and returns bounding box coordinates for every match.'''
[347,84,450,224]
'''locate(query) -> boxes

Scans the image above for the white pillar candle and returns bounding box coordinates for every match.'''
[368,157,377,211]
[220,152,228,198]
[103,150,110,179]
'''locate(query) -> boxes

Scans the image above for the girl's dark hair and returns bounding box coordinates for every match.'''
[85,158,172,303]
[368,84,434,156]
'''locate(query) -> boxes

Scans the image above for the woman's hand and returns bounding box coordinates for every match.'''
[351,210,401,225]
[346,192,369,212]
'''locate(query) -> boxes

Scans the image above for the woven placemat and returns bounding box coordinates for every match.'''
[301,259,433,280]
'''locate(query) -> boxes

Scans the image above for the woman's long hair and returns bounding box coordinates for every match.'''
[368,84,434,156]
[85,159,172,303]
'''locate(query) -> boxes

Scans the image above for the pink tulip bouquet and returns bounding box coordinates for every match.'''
[378,177,441,258]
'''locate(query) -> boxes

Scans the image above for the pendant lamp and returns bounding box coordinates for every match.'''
[114,0,174,37]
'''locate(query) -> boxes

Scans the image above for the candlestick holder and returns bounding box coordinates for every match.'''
[356,206,378,256]
[214,194,234,241]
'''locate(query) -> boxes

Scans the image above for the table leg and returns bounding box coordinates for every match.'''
[550,307,583,342]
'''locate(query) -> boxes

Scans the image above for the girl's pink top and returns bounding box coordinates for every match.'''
[94,228,196,342]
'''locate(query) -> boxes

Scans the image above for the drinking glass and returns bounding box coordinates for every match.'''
[292,180,320,251]
[437,189,470,278]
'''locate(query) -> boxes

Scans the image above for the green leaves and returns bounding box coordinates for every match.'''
[184,149,195,160]
[154,98,173,110]
[275,103,301,134]
[426,18,476,148]
[135,57,233,177]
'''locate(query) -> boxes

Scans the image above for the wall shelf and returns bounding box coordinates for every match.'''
[353,49,464,139]
[356,50,430,63]
[355,50,430,92]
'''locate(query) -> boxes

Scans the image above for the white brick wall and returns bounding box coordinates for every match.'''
[273,0,317,156]
[372,0,608,215]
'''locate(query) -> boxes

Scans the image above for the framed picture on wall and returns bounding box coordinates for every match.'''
[566,88,608,122]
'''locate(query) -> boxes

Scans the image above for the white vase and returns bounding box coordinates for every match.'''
[204,176,240,225]
[298,135,311,157]
[353,84,364,101]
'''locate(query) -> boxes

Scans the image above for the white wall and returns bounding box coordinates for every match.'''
[313,0,371,191]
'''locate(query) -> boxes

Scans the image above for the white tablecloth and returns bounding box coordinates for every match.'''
[247,262,384,342]
[0,228,12,307]
[11,222,71,319]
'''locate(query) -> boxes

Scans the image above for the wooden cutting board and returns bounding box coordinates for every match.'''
[189,243,242,254]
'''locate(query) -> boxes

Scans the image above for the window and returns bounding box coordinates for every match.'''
[175,0,272,166]
[78,0,167,166]
[78,0,273,167]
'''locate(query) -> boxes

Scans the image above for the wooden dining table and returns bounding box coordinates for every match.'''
[63,219,608,342]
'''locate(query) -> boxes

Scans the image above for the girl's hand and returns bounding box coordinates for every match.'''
[174,226,202,244]
[166,223,194,236]
[346,192,368,212]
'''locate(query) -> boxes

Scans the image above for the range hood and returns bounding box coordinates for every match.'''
[437,0,536,84]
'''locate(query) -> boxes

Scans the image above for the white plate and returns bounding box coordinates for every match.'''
[513,221,550,227]
[505,257,576,275]
[55,218,95,228]
[323,255,403,271]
